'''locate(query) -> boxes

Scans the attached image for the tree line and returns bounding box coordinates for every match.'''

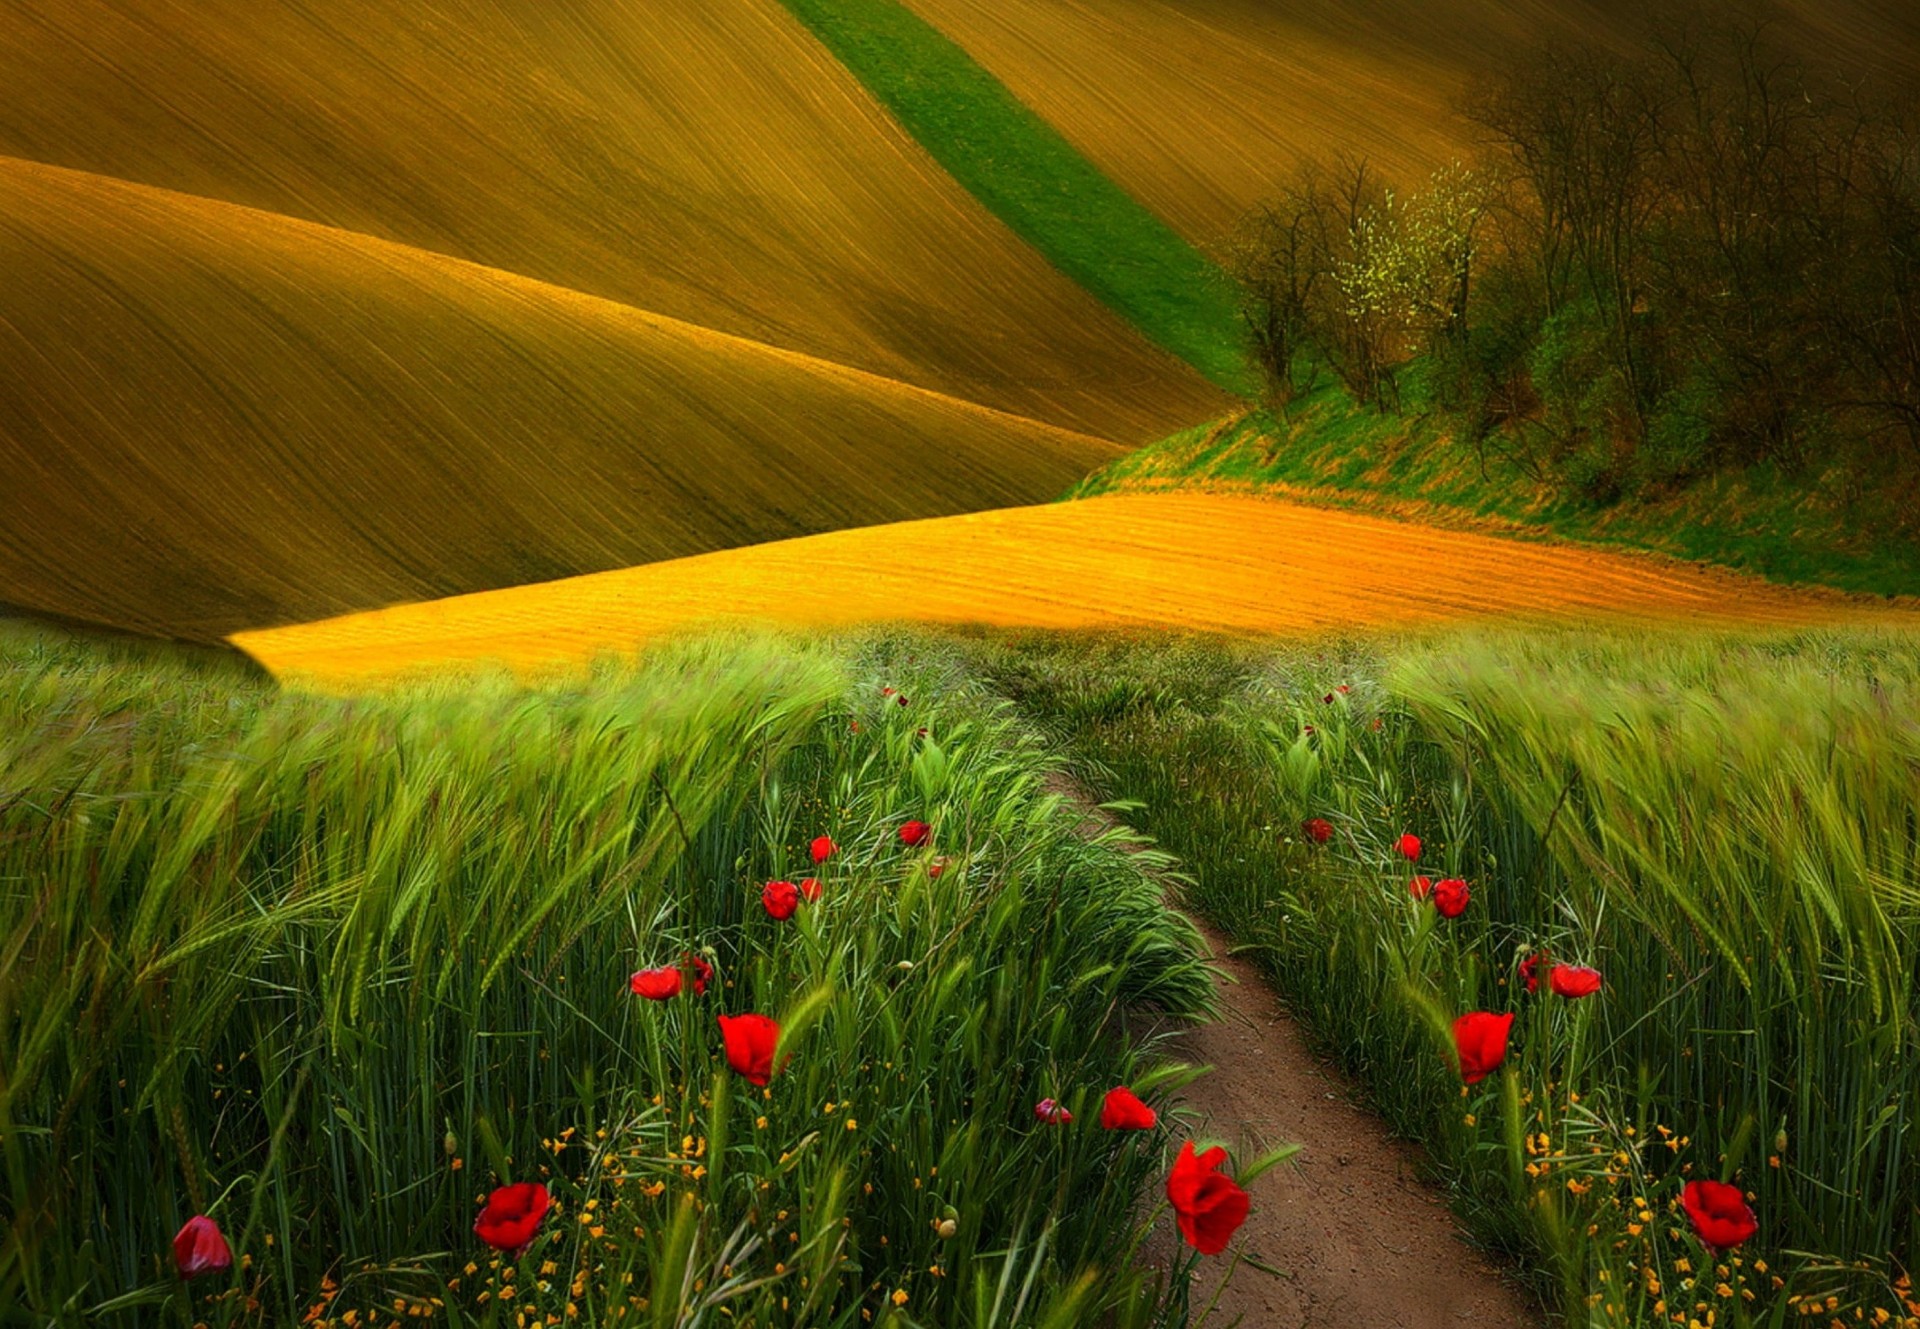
[1226,15,1920,512]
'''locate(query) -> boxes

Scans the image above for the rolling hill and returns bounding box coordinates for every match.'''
[231,492,1916,688]
[0,0,1223,441]
[0,157,1128,641]
[897,0,1920,246]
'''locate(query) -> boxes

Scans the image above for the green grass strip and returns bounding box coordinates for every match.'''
[780,0,1251,394]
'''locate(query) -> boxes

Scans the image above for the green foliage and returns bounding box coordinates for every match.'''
[0,625,1214,1326]
[976,627,1920,1326]
[776,0,1249,395]
[1069,395,1920,598]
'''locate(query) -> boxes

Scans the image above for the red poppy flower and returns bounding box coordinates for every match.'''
[1099,1086,1157,1131]
[718,1013,780,1085]
[1303,724,1315,736]
[682,952,713,996]
[172,1215,231,1280]
[1337,684,1351,694]
[928,857,949,879]
[1395,833,1422,861]
[849,720,861,733]
[895,693,909,707]
[809,836,836,864]
[882,686,896,697]
[629,966,682,1000]
[1432,877,1471,919]
[762,879,800,921]
[898,820,930,847]
[1681,1179,1758,1251]
[1301,818,1333,845]
[1548,964,1603,999]
[474,1182,550,1254]
[1166,1142,1251,1255]
[1409,875,1434,900]
[1519,951,1547,995]
[798,876,821,903]
[916,726,929,738]
[1452,1011,1514,1084]
[1323,692,1336,704]
[1033,1097,1072,1125]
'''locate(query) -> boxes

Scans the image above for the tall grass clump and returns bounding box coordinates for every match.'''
[0,625,1213,1326]
[976,627,1920,1326]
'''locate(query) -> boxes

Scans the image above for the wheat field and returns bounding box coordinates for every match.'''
[232,492,1917,686]
[0,157,1135,640]
[0,0,1222,440]
[900,0,1920,245]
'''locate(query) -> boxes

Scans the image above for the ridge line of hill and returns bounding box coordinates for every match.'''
[0,153,1129,454]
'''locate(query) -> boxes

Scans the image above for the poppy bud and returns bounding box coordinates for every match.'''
[935,1218,957,1239]
[443,1130,459,1156]
[172,1215,232,1280]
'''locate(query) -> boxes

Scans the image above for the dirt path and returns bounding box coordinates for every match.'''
[1057,779,1542,1328]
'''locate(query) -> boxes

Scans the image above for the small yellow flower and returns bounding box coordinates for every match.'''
[891,1290,909,1307]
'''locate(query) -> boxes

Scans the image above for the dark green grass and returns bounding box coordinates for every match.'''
[1072,383,1920,598]
[778,0,1250,394]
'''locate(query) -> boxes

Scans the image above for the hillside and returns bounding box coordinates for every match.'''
[898,0,1920,246]
[0,158,1124,641]
[0,0,1222,441]
[229,492,1916,687]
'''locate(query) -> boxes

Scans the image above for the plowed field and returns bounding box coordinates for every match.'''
[900,0,1920,245]
[233,493,1917,686]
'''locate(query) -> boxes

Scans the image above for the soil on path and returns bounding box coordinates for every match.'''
[1057,779,1542,1328]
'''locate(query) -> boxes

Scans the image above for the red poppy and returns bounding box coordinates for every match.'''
[682,952,713,996]
[1432,878,1471,919]
[898,820,931,847]
[474,1182,550,1254]
[1519,951,1547,995]
[882,686,896,697]
[1452,1011,1514,1085]
[916,727,929,738]
[171,1215,231,1280]
[1303,724,1315,736]
[1548,964,1603,999]
[849,720,861,733]
[1409,875,1434,900]
[1370,716,1383,731]
[1166,1142,1250,1255]
[1337,684,1351,694]
[762,879,800,921]
[1099,1087,1157,1131]
[1301,818,1333,845]
[718,1013,780,1086]
[895,694,909,707]
[1033,1097,1072,1125]
[629,966,683,1000]
[928,857,950,879]
[1395,833,1422,861]
[809,836,836,864]
[798,876,821,903]
[1681,1179,1758,1251]
[1323,692,1336,704]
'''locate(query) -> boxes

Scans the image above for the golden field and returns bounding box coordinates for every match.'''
[232,492,1917,687]
[0,157,1130,640]
[901,0,1920,245]
[0,0,1221,440]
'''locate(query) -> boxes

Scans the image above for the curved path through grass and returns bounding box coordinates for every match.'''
[231,492,1918,687]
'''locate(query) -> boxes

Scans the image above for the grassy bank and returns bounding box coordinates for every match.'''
[975,628,1920,1326]
[1071,393,1920,599]
[0,624,1218,1326]
[777,0,1248,395]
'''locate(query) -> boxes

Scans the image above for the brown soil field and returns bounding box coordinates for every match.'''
[0,158,1127,641]
[0,0,1221,440]
[902,0,1920,245]
[232,492,1918,687]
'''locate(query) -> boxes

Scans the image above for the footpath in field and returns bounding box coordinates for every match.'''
[1054,778,1538,1328]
